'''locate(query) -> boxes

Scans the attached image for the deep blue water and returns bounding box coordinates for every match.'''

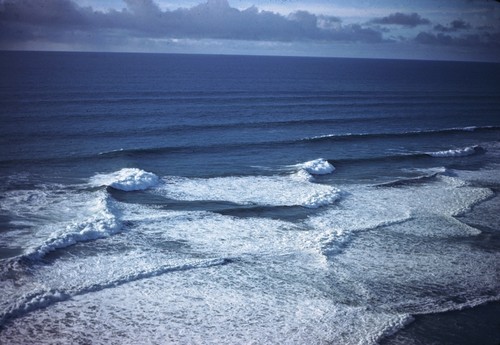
[0,51,499,344]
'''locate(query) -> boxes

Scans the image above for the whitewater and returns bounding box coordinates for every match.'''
[1,52,500,345]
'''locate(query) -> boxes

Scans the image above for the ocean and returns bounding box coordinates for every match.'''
[0,51,499,344]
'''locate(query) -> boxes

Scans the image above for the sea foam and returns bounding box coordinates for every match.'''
[428,145,480,158]
[0,186,122,258]
[0,260,418,345]
[22,192,122,261]
[90,168,159,191]
[308,175,493,261]
[0,255,231,328]
[158,174,341,208]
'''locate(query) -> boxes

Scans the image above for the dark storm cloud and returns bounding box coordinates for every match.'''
[434,19,472,32]
[0,0,90,45]
[0,0,87,26]
[0,0,383,46]
[370,12,431,27]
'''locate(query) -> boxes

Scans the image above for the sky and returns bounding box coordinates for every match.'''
[1,0,500,61]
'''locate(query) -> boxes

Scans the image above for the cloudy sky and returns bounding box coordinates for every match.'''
[1,0,499,61]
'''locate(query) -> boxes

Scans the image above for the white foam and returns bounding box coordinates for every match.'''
[0,185,76,221]
[462,126,481,131]
[118,205,318,261]
[374,174,491,217]
[305,126,495,141]
[306,187,412,257]
[0,252,230,329]
[1,164,498,344]
[90,168,159,191]
[287,158,335,181]
[0,289,70,327]
[0,202,336,341]
[307,175,493,259]
[1,176,498,345]
[157,174,341,208]
[402,166,447,175]
[451,166,500,186]
[388,213,482,238]
[291,168,315,182]
[0,187,122,255]
[0,247,415,345]
[428,145,479,157]
[298,158,335,175]
[330,225,500,315]
[23,192,122,261]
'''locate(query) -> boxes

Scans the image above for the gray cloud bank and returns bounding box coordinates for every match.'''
[434,20,471,32]
[0,0,383,45]
[0,0,499,60]
[370,12,430,27]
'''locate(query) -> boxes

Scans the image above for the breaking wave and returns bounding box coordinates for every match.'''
[90,168,159,191]
[20,192,122,262]
[296,158,335,175]
[427,145,482,158]
[89,126,497,163]
[306,126,498,143]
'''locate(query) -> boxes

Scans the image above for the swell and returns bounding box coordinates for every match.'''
[98,126,494,157]
[7,91,495,107]
[304,126,499,143]
[92,143,482,170]
[332,145,484,167]
[0,126,493,167]
[1,115,409,141]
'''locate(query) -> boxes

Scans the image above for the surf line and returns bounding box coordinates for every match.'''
[0,257,235,330]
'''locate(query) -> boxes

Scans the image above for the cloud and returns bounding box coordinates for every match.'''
[0,0,88,27]
[123,0,161,16]
[415,31,500,49]
[3,0,497,61]
[434,20,472,32]
[371,12,430,28]
[0,0,384,48]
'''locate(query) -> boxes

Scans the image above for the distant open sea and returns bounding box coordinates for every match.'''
[1,51,499,344]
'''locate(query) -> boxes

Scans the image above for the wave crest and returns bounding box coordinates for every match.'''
[299,158,335,175]
[90,168,159,191]
[428,145,482,158]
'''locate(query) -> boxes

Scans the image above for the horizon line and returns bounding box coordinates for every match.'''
[1,48,499,64]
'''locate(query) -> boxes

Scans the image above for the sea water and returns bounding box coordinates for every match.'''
[0,51,499,344]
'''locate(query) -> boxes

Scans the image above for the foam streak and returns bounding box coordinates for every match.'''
[0,258,232,329]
